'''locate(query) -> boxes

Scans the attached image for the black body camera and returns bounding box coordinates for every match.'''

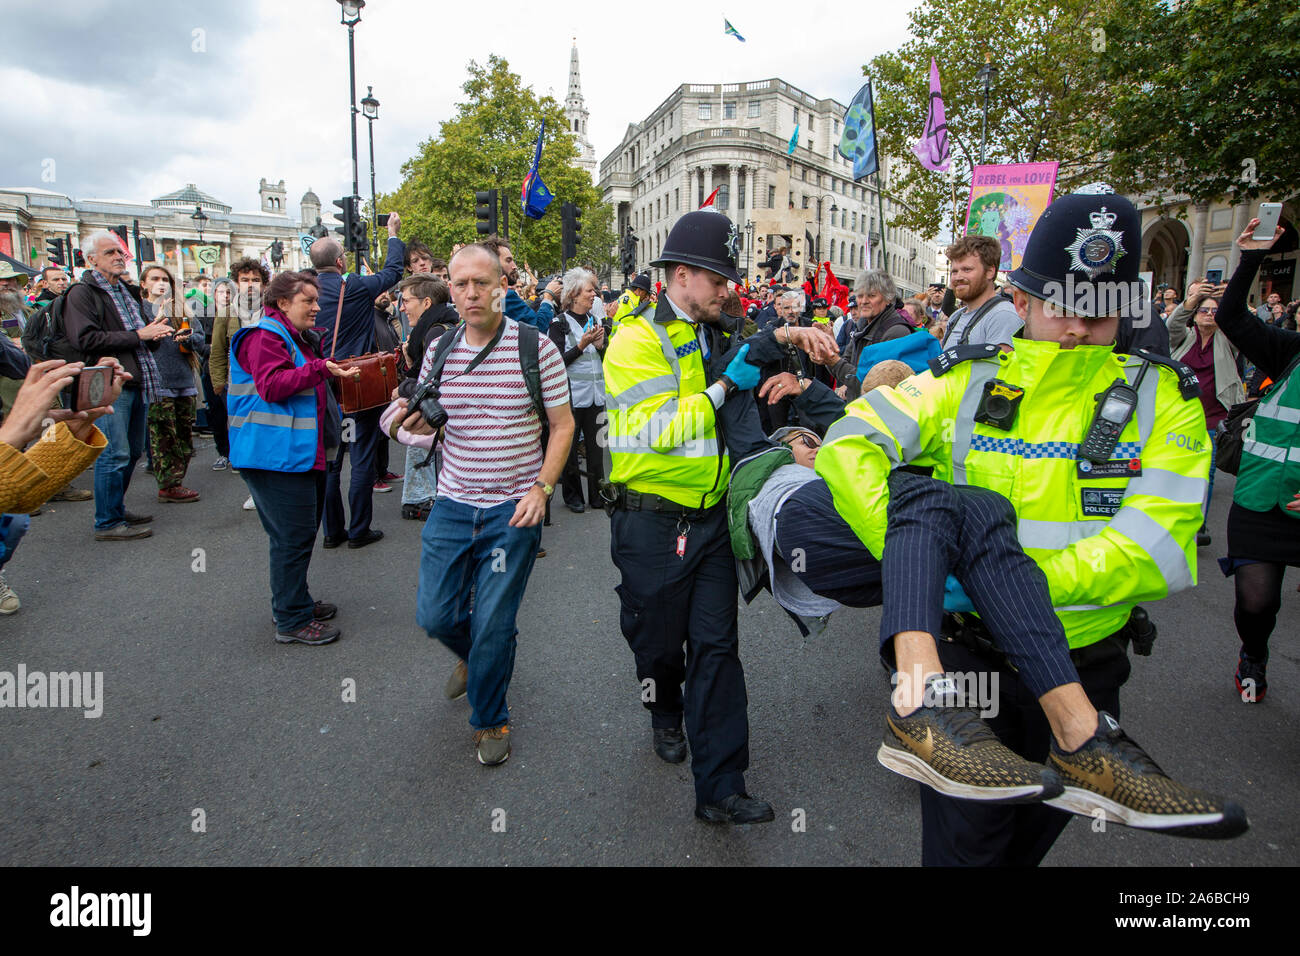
[974,379,1024,430]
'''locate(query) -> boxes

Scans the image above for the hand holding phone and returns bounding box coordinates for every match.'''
[1253,203,1282,241]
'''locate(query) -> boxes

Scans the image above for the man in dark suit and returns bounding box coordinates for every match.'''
[310,213,406,550]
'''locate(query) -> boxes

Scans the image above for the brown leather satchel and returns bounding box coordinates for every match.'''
[329,274,400,414]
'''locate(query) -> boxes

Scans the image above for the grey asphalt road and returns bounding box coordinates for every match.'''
[0,435,1294,866]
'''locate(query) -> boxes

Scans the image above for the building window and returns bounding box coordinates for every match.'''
[675,188,680,211]
[852,212,858,230]
[793,107,799,124]
[724,101,736,119]
[801,195,810,209]
[801,168,807,182]
[768,185,776,208]
[808,114,814,131]
[748,100,761,118]
[699,103,712,120]
[669,111,673,128]
[840,243,846,266]
[834,118,840,136]
[841,209,847,228]
[718,185,729,209]
[829,239,835,262]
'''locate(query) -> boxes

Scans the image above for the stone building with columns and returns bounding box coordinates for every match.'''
[0,180,334,284]
[1137,193,1298,304]
[598,78,938,298]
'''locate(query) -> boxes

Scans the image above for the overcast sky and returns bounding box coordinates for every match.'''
[4,0,914,214]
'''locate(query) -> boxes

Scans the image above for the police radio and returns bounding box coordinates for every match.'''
[1081,379,1140,462]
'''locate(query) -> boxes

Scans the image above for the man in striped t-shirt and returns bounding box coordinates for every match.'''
[397,243,574,766]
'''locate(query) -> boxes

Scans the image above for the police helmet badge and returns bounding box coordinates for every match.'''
[724,221,741,263]
[1066,206,1126,279]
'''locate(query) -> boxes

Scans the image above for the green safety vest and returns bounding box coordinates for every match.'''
[1235,359,1300,518]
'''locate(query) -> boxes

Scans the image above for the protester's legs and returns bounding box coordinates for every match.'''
[1233,560,1286,660]
[241,468,319,631]
[416,497,475,662]
[148,398,186,489]
[175,395,196,483]
[345,408,381,537]
[773,478,884,607]
[562,404,598,508]
[611,509,690,730]
[584,406,605,506]
[201,370,229,458]
[125,391,148,495]
[462,500,542,729]
[322,418,350,538]
[93,387,141,530]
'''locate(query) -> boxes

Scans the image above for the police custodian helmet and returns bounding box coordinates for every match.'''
[650,210,743,284]
[1007,185,1143,319]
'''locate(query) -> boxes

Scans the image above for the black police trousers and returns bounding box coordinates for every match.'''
[919,636,1132,866]
[611,504,749,805]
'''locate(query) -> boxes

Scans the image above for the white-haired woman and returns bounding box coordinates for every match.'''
[548,267,608,513]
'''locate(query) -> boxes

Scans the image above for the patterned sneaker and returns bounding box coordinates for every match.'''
[275,620,341,645]
[0,574,20,615]
[473,724,511,766]
[1234,650,1267,703]
[211,456,229,472]
[879,678,1062,803]
[1046,712,1249,839]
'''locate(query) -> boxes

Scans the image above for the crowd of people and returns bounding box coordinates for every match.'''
[1,182,1295,866]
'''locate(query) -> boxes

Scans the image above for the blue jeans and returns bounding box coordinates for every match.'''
[241,468,326,631]
[416,496,542,730]
[93,387,148,530]
[0,513,30,571]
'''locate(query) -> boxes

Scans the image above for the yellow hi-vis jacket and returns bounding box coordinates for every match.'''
[611,291,651,335]
[604,297,728,509]
[814,338,1211,649]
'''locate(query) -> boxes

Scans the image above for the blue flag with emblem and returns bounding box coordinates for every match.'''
[788,124,799,155]
[839,81,880,181]
[521,121,554,220]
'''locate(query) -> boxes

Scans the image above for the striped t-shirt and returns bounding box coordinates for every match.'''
[420,318,569,507]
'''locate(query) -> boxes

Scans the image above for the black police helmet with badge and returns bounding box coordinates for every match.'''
[1007,184,1143,319]
[650,210,743,284]
[629,272,652,294]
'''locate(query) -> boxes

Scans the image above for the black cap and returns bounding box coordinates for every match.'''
[1007,187,1143,319]
[629,272,652,294]
[745,303,759,318]
[811,296,828,309]
[650,210,743,284]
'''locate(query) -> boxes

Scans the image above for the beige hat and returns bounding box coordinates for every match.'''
[0,261,31,286]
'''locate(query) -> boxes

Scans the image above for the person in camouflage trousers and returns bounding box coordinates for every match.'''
[141,266,205,503]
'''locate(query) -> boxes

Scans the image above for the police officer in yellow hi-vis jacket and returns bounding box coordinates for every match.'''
[603,211,775,825]
[611,272,653,334]
[815,188,1247,863]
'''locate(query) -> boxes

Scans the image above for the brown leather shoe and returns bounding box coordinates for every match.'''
[158,486,200,503]
[95,524,153,541]
[50,485,93,502]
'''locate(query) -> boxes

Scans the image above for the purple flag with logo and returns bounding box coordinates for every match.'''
[911,58,950,172]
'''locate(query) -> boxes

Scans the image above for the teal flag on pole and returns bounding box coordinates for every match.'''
[724,19,745,41]
[788,124,799,155]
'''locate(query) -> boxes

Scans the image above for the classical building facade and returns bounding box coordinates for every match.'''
[565,42,598,182]
[1137,193,1298,304]
[0,181,333,283]
[598,77,938,298]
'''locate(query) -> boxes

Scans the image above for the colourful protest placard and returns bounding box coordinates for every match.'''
[964,162,1059,271]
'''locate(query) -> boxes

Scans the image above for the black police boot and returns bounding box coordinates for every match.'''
[695,792,775,825]
[653,727,688,764]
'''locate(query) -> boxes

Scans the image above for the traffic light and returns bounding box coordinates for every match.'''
[333,196,357,249]
[73,249,86,268]
[138,236,156,262]
[109,225,128,250]
[561,202,583,262]
[46,237,65,266]
[621,233,636,275]
[349,215,367,255]
[474,189,498,236]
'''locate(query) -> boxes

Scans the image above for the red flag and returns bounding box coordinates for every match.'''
[700,187,720,209]
[819,261,850,312]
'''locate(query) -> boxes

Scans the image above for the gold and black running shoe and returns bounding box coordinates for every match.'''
[1046,712,1249,839]
[878,702,1063,804]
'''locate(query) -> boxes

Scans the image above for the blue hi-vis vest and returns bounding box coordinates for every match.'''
[228,317,318,472]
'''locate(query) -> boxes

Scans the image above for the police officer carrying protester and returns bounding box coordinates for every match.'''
[603,210,774,825]
[815,187,1247,864]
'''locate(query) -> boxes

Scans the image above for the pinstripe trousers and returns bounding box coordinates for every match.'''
[775,472,1079,698]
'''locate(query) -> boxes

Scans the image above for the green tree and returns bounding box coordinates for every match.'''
[866,0,1118,238]
[1096,0,1300,207]
[376,56,610,274]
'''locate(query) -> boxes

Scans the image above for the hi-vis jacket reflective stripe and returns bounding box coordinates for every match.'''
[1235,360,1300,518]
[814,338,1211,649]
[604,297,728,509]
[227,318,319,473]
[611,293,651,336]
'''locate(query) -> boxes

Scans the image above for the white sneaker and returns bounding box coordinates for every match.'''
[211,456,229,471]
[0,574,20,614]
[242,495,256,511]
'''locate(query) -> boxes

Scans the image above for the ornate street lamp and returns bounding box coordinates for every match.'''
[361,85,380,261]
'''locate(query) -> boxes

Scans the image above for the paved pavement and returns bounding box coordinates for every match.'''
[0,436,1295,865]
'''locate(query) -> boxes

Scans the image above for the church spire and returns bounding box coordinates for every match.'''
[564,39,597,181]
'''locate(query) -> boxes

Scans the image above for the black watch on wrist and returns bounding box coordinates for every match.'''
[718,375,738,397]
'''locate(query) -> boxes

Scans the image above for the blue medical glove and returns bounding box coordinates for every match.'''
[723,344,760,391]
[943,574,975,613]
